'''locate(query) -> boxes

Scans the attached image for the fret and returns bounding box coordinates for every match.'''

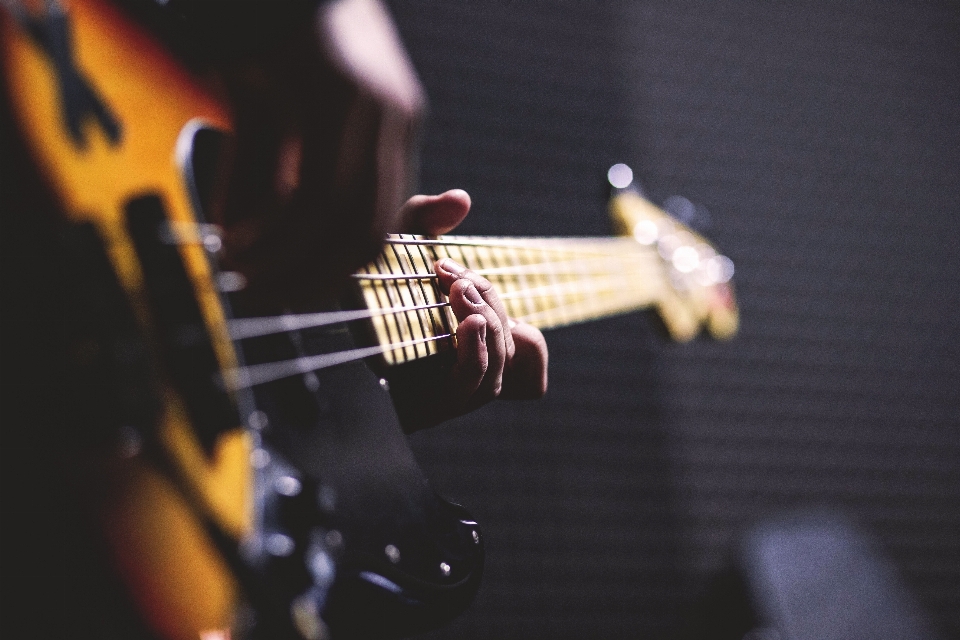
[506,273,628,327]
[456,241,478,272]
[470,242,492,305]
[389,241,425,360]
[373,249,402,361]
[375,251,412,363]
[524,242,549,318]
[609,246,632,320]
[399,238,443,360]
[438,241,465,347]
[426,240,460,350]
[508,243,535,320]
[563,245,593,324]
[545,243,567,327]
[577,244,604,324]
[359,261,400,365]
[433,242,460,346]
[410,238,451,352]
[542,245,560,327]
[567,245,592,325]
[408,239,435,359]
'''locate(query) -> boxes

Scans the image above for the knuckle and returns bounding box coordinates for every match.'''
[467,271,493,292]
[452,276,469,290]
[486,316,505,341]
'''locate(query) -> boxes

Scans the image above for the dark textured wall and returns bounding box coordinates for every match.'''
[386,2,960,638]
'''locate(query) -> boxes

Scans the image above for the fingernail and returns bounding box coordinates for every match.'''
[464,283,484,305]
[477,319,486,344]
[439,258,465,276]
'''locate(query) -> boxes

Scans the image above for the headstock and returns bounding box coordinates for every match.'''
[607,165,739,342]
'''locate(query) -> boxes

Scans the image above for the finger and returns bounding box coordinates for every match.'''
[436,259,515,359]
[448,278,506,402]
[501,320,548,400]
[396,189,471,234]
[449,314,487,405]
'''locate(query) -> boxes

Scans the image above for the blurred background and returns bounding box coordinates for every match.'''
[385,2,960,639]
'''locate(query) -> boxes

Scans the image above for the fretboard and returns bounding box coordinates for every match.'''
[225,192,736,388]
[355,235,669,366]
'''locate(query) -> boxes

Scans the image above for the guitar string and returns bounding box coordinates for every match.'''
[222,278,671,391]
[222,334,453,391]
[413,238,447,346]
[502,276,657,325]
[452,253,657,278]
[384,236,645,257]
[513,294,651,326]
[383,243,415,360]
[391,240,430,360]
[353,273,438,281]
[227,302,451,340]
[221,247,669,386]
[229,264,661,340]
[406,241,444,358]
[385,235,640,247]
[497,275,651,302]
[351,256,660,281]
[424,239,457,340]
[224,270,673,390]
[369,250,405,357]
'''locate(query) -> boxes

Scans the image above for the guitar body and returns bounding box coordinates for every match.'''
[1,3,487,639]
[2,1,250,637]
[1,2,735,639]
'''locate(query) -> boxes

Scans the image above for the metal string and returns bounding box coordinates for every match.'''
[221,238,668,387]
[227,303,450,340]
[222,334,452,391]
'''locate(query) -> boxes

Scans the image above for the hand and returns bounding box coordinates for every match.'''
[216,0,426,308]
[392,190,548,431]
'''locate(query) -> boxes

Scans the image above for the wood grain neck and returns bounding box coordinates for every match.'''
[355,235,667,366]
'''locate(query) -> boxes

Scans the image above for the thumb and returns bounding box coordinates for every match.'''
[397,189,471,234]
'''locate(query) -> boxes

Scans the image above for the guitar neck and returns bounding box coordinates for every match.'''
[355,235,667,366]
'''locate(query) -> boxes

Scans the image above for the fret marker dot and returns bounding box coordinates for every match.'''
[633,220,658,245]
[672,246,700,273]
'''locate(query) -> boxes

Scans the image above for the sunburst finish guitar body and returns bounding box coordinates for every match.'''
[0,1,737,639]
[1,1,250,638]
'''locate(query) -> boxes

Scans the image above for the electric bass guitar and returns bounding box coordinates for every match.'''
[0,0,737,638]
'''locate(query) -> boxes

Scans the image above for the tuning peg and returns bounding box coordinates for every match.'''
[663,195,712,232]
[607,163,647,198]
[607,163,633,189]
